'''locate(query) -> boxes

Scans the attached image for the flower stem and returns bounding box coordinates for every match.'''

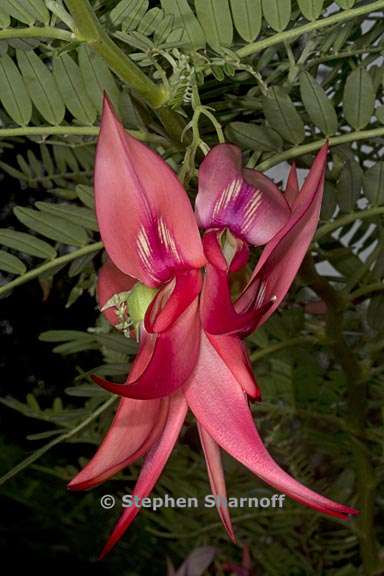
[0,26,74,42]
[300,255,378,575]
[0,242,103,297]
[255,128,384,172]
[250,335,316,362]
[237,1,384,58]
[315,207,384,242]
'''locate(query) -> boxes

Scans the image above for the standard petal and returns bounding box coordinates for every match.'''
[68,397,167,490]
[284,162,300,207]
[195,144,290,246]
[97,259,136,326]
[93,298,201,399]
[185,333,358,520]
[198,423,236,542]
[95,97,205,287]
[236,145,328,329]
[99,393,188,558]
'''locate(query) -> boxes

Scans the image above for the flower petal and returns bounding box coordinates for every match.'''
[97,259,136,326]
[284,162,299,207]
[237,144,328,329]
[67,397,167,490]
[198,423,236,542]
[196,144,290,245]
[99,392,188,558]
[93,298,201,399]
[185,332,358,520]
[95,97,205,287]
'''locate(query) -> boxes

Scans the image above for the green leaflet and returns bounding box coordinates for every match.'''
[262,0,291,32]
[0,250,26,275]
[76,185,95,210]
[14,206,88,247]
[0,54,32,126]
[230,0,261,42]
[299,72,338,136]
[1,0,49,25]
[137,7,164,35]
[336,0,356,8]
[195,0,233,48]
[35,202,98,232]
[77,45,120,114]
[336,158,363,213]
[225,122,282,152]
[0,8,11,27]
[363,163,384,206]
[161,0,205,48]
[52,54,97,125]
[262,87,305,144]
[16,49,65,125]
[110,0,149,29]
[297,0,324,21]
[0,229,56,259]
[343,67,375,130]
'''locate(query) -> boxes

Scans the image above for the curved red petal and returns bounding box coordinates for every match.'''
[97,259,136,326]
[185,333,358,520]
[67,397,167,490]
[94,298,201,399]
[95,97,205,286]
[198,423,236,542]
[99,393,188,558]
[196,144,290,246]
[284,162,300,207]
[144,269,202,333]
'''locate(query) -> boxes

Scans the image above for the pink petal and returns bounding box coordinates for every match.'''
[197,423,236,542]
[67,397,167,490]
[185,332,358,520]
[93,298,201,399]
[284,162,299,207]
[145,269,202,333]
[97,259,136,326]
[208,333,260,399]
[195,144,290,246]
[237,144,328,328]
[95,97,205,287]
[99,392,188,558]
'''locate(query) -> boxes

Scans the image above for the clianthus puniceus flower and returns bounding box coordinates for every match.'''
[68,98,358,557]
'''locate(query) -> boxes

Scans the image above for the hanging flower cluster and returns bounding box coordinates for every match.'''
[68,98,358,557]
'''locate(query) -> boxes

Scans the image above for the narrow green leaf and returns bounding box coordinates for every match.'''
[1,0,36,25]
[0,54,32,126]
[0,9,11,27]
[367,295,384,332]
[336,0,355,8]
[363,163,384,206]
[53,54,97,125]
[343,67,375,130]
[137,7,164,35]
[35,202,98,232]
[299,71,338,136]
[297,0,324,20]
[68,251,96,277]
[76,185,95,209]
[153,13,174,44]
[0,250,26,275]
[16,49,65,125]
[14,206,88,246]
[78,45,120,114]
[39,330,95,342]
[97,333,138,354]
[195,0,233,48]
[336,160,362,212]
[0,229,56,259]
[225,122,282,152]
[161,0,205,48]
[229,0,261,42]
[262,87,305,144]
[262,0,291,32]
[110,0,148,29]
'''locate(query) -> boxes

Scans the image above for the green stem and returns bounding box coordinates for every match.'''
[300,255,378,575]
[348,282,384,303]
[0,26,74,42]
[0,395,116,486]
[0,125,169,146]
[315,207,384,242]
[0,242,103,297]
[250,335,316,362]
[237,1,384,58]
[255,128,384,172]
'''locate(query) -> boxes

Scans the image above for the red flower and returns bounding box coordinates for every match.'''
[68,98,358,557]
